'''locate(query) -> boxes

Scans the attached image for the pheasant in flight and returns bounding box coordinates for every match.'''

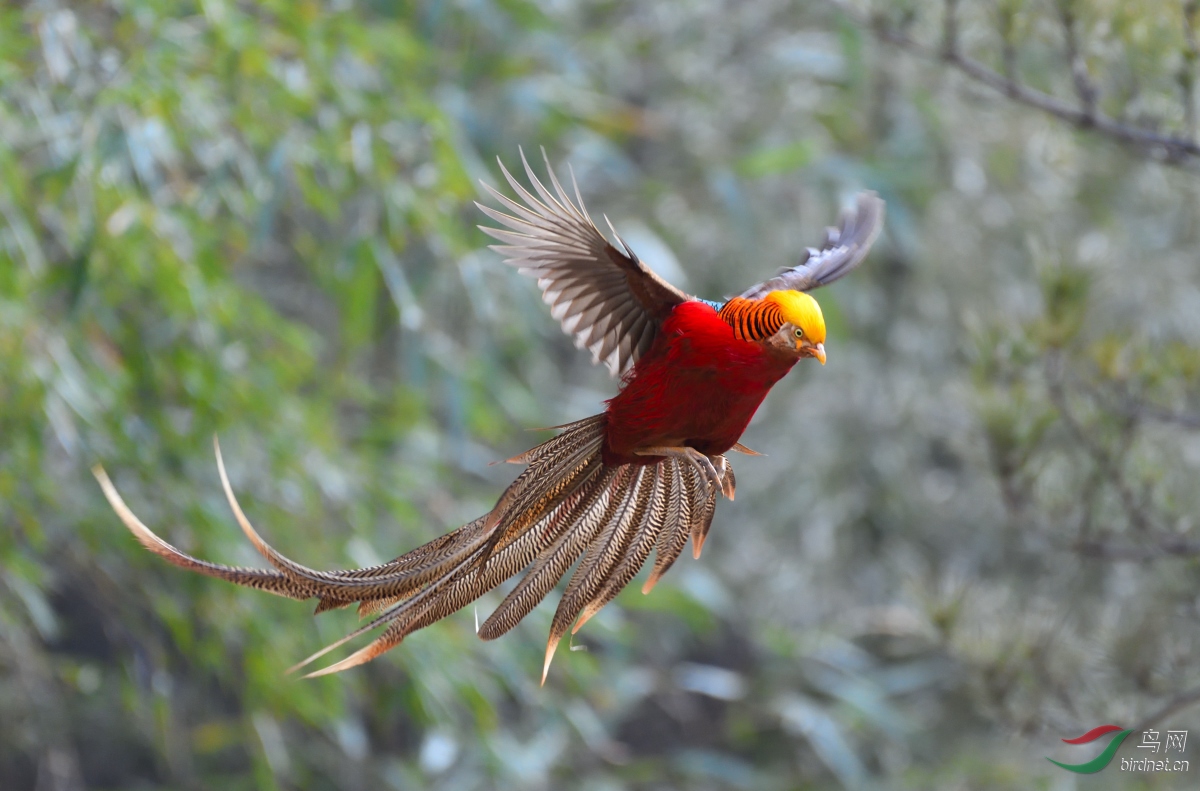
[95,151,884,681]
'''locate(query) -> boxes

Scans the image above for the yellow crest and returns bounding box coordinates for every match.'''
[763,290,826,344]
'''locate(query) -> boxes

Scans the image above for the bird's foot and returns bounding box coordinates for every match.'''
[716,455,736,501]
[635,446,732,500]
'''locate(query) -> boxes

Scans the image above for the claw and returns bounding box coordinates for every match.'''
[693,453,722,500]
[717,456,736,501]
[634,446,725,500]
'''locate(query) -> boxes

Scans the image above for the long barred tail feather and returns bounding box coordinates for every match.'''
[543,465,658,679]
[94,466,340,602]
[92,414,727,680]
[643,461,701,593]
[574,463,674,634]
[476,465,631,642]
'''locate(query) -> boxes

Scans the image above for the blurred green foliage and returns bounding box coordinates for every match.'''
[3,1,1200,790]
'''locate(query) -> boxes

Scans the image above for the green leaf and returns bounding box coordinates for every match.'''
[735,140,817,178]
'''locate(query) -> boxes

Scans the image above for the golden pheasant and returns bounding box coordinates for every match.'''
[94,151,884,681]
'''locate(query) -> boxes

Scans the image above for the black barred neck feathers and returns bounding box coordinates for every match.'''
[716,290,826,344]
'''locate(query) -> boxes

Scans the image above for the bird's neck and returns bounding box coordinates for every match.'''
[716,297,785,343]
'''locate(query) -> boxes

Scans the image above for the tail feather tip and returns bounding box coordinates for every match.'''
[541,636,562,686]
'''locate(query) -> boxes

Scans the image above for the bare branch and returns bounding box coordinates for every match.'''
[830,1,1200,163]
[1074,537,1200,561]
[1056,1,1098,123]
[1044,354,1155,534]
[941,0,960,59]
[1122,405,1200,430]
[1095,389,1200,430]
[1083,378,1200,430]
[1182,1,1199,140]
[1132,687,1200,734]
[996,5,1018,88]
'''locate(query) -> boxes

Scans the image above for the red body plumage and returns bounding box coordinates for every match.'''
[602,301,798,465]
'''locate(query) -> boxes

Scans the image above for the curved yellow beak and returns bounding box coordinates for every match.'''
[812,342,826,365]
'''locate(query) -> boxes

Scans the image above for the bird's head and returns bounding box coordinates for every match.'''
[763,290,826,364]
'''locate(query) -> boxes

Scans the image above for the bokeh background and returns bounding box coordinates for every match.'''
[4,1,1200,788]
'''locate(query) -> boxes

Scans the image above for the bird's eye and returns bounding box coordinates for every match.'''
[793,328,804,339]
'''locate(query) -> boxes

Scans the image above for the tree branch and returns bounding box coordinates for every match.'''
[1092,383,1200,430]
[1074,537,1200,561]
[941,0,960,60]
[1132,687,1200,734]
[1057,1,1098,124]
[829,1,1200,163]
[1045,354,1155,535]
[1183,1,1199,141]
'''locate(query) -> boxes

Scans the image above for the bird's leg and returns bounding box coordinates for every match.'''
[635,446,729,500]
[716,455,736,501]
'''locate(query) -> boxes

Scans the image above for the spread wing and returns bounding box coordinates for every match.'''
[739,191,885,300]
[477,149,691,377]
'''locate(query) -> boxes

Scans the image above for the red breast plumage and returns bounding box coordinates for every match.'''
[603,301,798,464]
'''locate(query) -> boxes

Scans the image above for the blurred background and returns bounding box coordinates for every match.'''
[3,0,1200,788]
